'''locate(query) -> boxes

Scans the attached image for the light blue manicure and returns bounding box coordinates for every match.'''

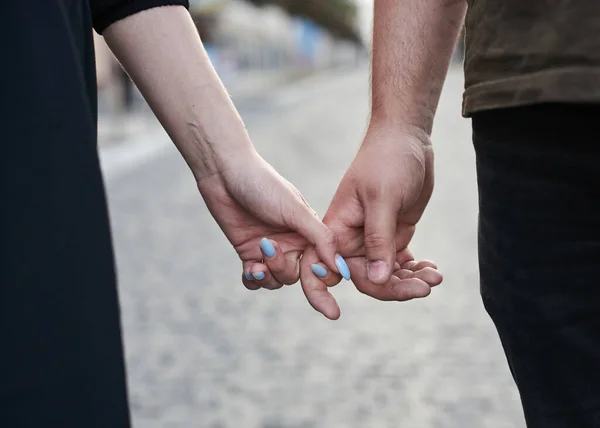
[252,271,265,280]
[260,238,276,258]
[311,264,328,278]
[335,254,351,280]
[244,272,253,281]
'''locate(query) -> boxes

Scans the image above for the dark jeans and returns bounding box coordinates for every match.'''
[473,104,600,427]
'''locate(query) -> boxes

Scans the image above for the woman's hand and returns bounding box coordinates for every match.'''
[198,150,349,290]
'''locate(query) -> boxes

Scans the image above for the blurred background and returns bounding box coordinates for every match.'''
[96,1,522,427]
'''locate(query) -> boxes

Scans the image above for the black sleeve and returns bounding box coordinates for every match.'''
[91,0,190,34]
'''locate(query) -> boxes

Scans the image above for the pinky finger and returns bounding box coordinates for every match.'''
[250,263,284,290]
[410,266,443,287]
[300,247,341,320]
[242,262,261,290]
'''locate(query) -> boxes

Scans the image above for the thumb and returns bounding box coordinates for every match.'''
[363,199,397,284]
[286,203,350,281]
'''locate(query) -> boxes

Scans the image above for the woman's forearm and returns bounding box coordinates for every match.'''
[102,5,255,181]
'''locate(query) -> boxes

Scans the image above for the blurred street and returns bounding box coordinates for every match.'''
[99,65,526,428]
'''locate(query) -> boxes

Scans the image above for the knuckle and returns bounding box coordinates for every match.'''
[363,182,383,203]
[364,232,390,251]
[266,260,285,274]
[271,263,300,285]
[322,228,338,247]
[277,271,300,285]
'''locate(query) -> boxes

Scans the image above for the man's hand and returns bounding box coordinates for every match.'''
[292,0,466,319]
[298,125,442,319]
[198,150,348,290]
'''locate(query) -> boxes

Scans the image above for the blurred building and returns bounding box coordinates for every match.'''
[95,0,363,114]
[192,0,362,74]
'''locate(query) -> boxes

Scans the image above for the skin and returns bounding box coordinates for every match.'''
[102,6,344,290]
[100,2,466,320]
[297,0,468,319]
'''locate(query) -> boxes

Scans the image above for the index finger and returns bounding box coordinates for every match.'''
[299,246,341,320]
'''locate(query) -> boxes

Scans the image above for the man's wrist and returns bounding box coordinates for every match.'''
[365,117,432,148]
[369,99,436,136]
[369,0,466,138]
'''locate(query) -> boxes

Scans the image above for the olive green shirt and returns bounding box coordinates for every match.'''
[463,1,600,117]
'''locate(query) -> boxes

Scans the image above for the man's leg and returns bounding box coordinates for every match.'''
[473,104,600,427]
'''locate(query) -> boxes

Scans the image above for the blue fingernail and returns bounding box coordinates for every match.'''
[252,271,265,280]
[244,272,253,281]
[260,238,276,258]
[335,254,351,280]
[311,264,328,278]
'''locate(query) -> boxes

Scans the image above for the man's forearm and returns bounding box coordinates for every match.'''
[102,6,254,181]
[370,0,466,134]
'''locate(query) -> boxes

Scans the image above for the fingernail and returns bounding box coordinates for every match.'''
[367,261,389,282]
[244,272,253,281]
[260,238,276,258]
[252,271,265,280]
[311,264,328,278]
[335,254,351,280]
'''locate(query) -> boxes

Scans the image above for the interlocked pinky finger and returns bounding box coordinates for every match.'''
[299,246,341,320]
[308,262,343,287]
[242,261,262,290]
[249,263,284,290]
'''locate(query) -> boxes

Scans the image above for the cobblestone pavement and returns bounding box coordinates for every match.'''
[101,65,527,428]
